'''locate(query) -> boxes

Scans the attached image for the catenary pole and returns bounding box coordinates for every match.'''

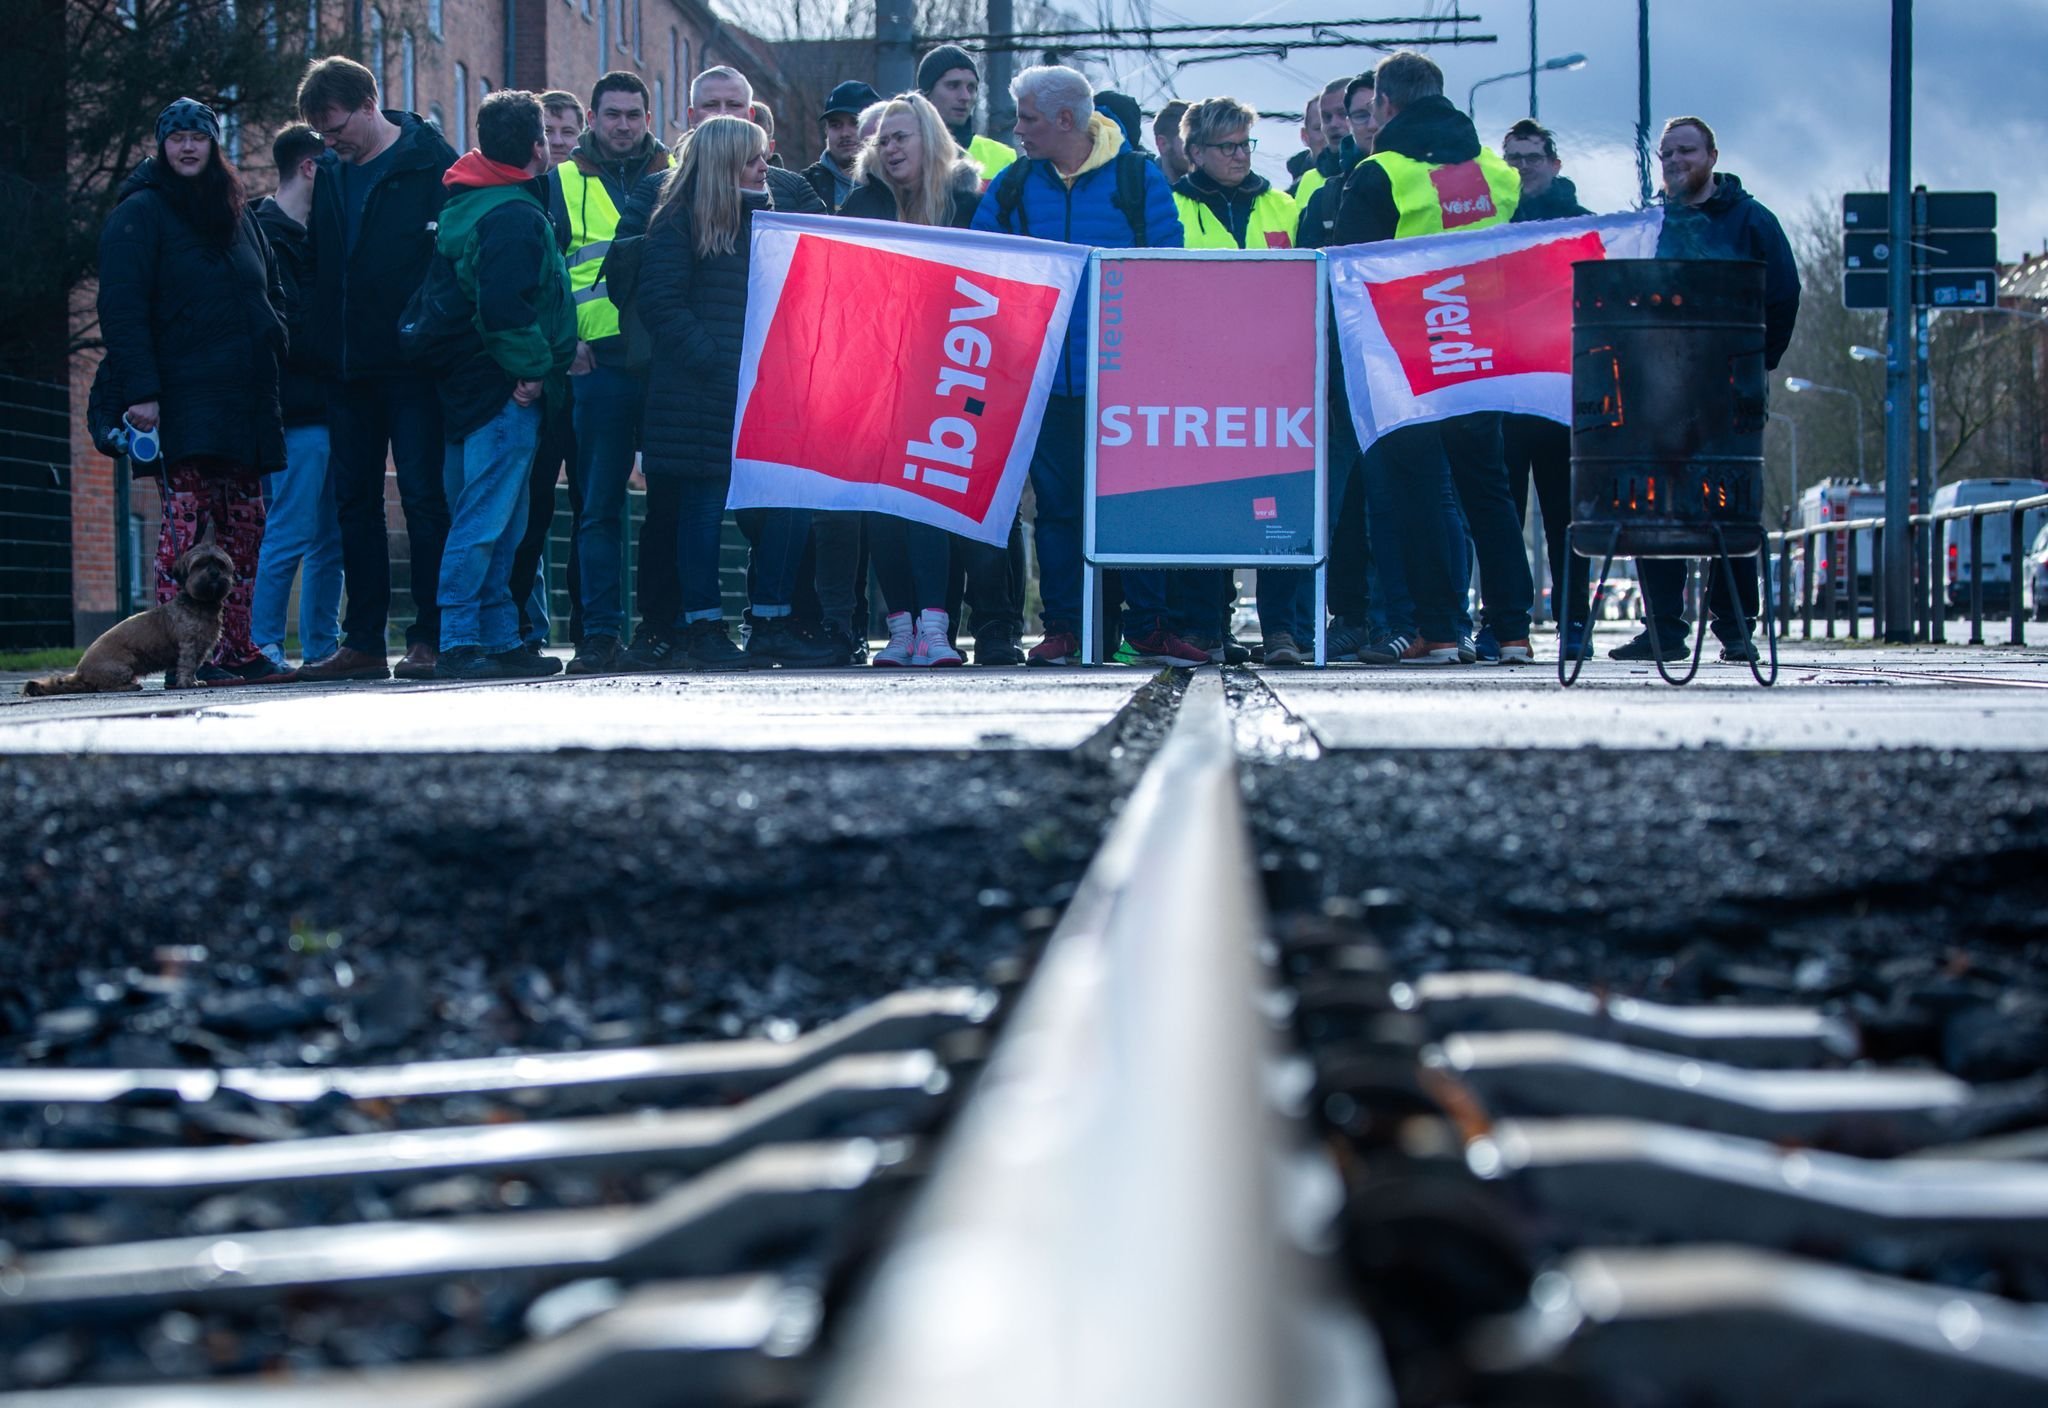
[876,0,916,97]
[1635,0,1651,206]
[1883,0,1913,641]
[1529,1,1539,116]
[986,0,1016,144]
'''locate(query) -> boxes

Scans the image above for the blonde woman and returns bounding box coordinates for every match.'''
[634,115,836,670]
[836,93,985,667]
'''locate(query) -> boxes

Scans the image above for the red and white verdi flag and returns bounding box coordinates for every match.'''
[1328,209,1664,448]
[730,212,1088,546]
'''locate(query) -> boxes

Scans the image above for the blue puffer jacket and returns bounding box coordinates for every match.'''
[972,115,1184,397]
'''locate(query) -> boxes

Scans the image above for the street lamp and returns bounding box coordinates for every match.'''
[1967,304,2048,326]
[1849,344,1886,363]
[1468,53,1587,119]
[1783,376,1869,482]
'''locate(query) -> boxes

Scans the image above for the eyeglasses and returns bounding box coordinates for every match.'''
[1503,152,1554,166]
[1202,139,1257,156]
[313,112,356,141]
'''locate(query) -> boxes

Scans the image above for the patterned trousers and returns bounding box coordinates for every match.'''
[155,459,267,666]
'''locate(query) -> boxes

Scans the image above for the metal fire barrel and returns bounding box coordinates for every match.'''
[1570,258,1768,559]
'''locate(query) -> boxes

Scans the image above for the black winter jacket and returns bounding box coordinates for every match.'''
[1510,174,1591,223]
[801,154,860,212]
[636,185,774,480]
[836,168,980,228]
[1658,173,1802,370]
[303,112,457,381]
[1333,95,1484,247]
[248,196,325,427]
[95,160,287,477]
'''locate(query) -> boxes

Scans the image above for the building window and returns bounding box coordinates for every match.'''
[401,31,417,111]
[427,0,442,38]
[597,1,607,65]
[633,0,643,58]
[305,0,319,54]
[366,7,386,98]
[675,35,690,123]
[453,61,467,144]
[652,76,664,138]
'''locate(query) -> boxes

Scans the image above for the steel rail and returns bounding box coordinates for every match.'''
[1467,1117,2048,1256]
[0,1141,899,1312]
[0,1276,819,1408]
[1470,1246,2048,1402]
[1393,972,1859,1067]
[1423,1030,2000,1146]
[0,1053,945,1196]
[819,673,1379,1408]
[0,988,990,1113]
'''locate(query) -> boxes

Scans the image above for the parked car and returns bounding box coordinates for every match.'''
[2029,520,2048,623]
[1935,478,2048,615]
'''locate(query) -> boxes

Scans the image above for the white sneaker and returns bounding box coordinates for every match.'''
[873,612,915,667]
[912,609,964,667]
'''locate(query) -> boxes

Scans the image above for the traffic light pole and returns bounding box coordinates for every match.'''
[1881,0,1913,643]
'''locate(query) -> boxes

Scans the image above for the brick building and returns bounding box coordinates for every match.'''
[59,0,818,647]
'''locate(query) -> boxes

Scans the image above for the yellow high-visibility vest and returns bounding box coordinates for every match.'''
[967,134,1017,183]
[1292,166,1326,213]
[557,162,624,342]
[1366,149,1520,239]
[1173,187,1300,250]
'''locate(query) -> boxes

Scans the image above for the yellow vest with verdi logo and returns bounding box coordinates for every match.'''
[1173,188,1301,250]
[967,134,1017,183]
[1367,149,1520,239]
[557,162,623,341]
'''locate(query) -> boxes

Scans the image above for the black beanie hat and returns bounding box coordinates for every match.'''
[156,97,223,147]
[917,45,978,95]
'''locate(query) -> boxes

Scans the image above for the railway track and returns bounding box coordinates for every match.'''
[5,674,2047,1405]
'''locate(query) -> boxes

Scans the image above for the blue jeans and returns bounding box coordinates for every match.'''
[439,399,540,653]
[1375,415,1529,642]
[570,365,646,640]
[329,376,447,653]
[252,423,342,664]
[1029,394,1166,635]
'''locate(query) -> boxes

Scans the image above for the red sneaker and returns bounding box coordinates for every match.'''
[1121,628,1210,668]
[1027,631,1081,666]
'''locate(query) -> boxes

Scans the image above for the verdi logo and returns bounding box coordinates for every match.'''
[736,235,1060,524]
[1419,273,1493,377]
[1364,229,1608,396]
[902,277,1003,497]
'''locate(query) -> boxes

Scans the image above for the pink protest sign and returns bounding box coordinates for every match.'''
[1085,252,1326,565]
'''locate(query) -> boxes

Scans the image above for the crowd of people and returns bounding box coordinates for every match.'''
[89,42,1799,683]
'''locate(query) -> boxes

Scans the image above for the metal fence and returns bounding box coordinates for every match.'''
[1768,492,2048,648]
[0,374,74,650]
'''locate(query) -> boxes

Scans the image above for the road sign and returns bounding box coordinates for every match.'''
[1843,190,1997,231]
[1844,269,1996,311]
[1841,190,1997,311]
[1844,230,1998,272]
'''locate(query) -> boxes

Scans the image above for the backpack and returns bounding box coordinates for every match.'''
[991,150,1153,247]
[396,250,479,369]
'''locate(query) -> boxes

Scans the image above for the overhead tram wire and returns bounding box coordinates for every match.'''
[923,12,1490,46]
[947,34,1500,56]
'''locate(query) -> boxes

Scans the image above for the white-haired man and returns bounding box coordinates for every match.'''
[973,65,1202,668]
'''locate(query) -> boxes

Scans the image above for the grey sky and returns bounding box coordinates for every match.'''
[1079,0,2048,263]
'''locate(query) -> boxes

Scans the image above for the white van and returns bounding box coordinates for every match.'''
[1935,478,2048,612]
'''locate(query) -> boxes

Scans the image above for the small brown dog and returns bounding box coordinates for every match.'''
[25,526,237,695]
